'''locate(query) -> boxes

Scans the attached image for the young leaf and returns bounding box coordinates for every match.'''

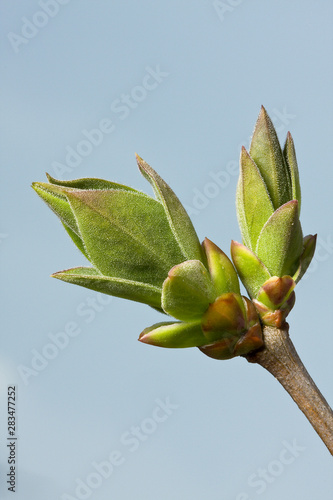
[65,189,186,286]
[250,106,292,209]
[32,182,81,236]
[136,155,205,263]
[236,147,274,249]
[283,133,301,212]
[46,173,138,192]
[52,267,163,310]
[255,200,303,277]
[293,234,317,283]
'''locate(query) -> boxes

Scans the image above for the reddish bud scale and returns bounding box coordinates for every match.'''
[199,293,263,360]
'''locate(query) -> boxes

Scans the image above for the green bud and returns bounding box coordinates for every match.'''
[252,276,296,328]
[201,292,247,342]
[256,275,295,310]
[236,146,274,251]
[203,238,240,296]
[140,291,263,359]
[233,107,316,324]
[255,200,303,277]
[151,239,263,356]
[231,240,298,326]
[33,155,266,360]
[139,320,207,348]
[161,260,216,321]
[230,240,271,299]
[249,105,292,209]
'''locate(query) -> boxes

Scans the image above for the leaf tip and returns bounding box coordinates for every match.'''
[230,240,241,251]
[138,331,147,343]
[135,153,146,168]
[45,172,56,182]
[51,271,62,279]
[259,104,268,116]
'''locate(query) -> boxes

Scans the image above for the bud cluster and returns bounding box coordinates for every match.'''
[33,107,316,359]
[231,106,316,326]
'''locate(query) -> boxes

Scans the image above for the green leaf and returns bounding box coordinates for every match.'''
[250,106,292,209]
[293,234,317,283]
[46,173,137,192]
[65,189,186,287]
[136,154,205,263]
[139,320,207,348]
[236,147,274,250]
[202,238,240,295]
[235,171,251,249]
[283,132,301,212]
[231,240,271,299]
[32,182,92,259]
[52,267,163,310]
[161,260,215,321]
[255,200,303,276]
[32,182,81,236]
[32,175,140,238]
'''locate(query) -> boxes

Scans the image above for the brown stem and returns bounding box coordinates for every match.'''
[245,323,333,455]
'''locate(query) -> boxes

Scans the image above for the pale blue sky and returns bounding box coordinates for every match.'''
[1,1,333,499]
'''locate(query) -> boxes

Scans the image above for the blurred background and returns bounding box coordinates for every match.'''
[1,1,332,499]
